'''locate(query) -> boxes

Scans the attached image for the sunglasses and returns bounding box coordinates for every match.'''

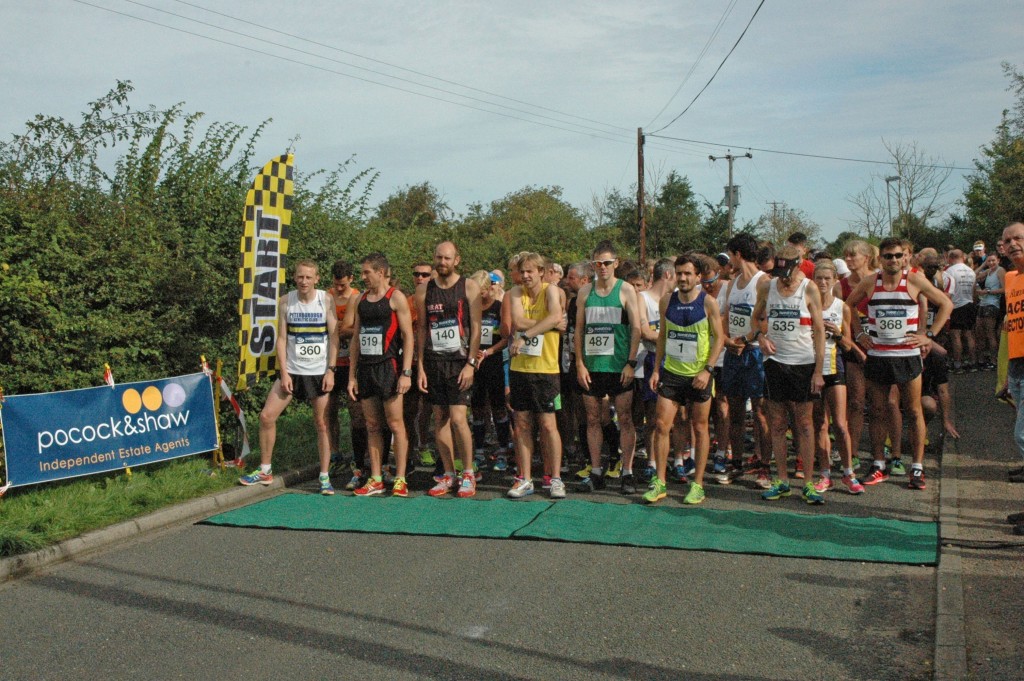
[412,271,432,278]
[592,259,616,268]
[880,253,904,261]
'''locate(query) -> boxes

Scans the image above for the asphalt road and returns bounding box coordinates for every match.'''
[0,448,944,681]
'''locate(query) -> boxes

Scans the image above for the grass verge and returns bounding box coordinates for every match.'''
[0,405,325,557]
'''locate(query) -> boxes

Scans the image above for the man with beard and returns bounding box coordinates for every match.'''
[416,241,483,498]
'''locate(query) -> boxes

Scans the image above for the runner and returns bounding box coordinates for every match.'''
[415,240,483,498]
[810,260,866,495]
[507,253,566,499]
[840,239,877,464]
[470,270,511,468]
[975,253,1006,370]
[701,253,732,482]
[636,258,677,481]
[240,260,339,495]
[408,262,435,468]
[848,237,953,490]
[752,246,827,505]
[946,249,980,372]
[347,253,415,497]
[721,234,772,488]
[644,254,724,505]
[558,262,591,472]
[325,260,369,491]
[574,241,643,494]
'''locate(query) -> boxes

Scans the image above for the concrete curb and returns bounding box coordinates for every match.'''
[934,437,968,680]
[0,464,320,584]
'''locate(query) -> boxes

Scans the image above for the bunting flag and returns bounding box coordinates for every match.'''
[236,153,294,391]
[203,359,251,465]
[103,363,115,388]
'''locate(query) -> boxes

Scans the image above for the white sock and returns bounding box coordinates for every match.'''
[260,464,271,474]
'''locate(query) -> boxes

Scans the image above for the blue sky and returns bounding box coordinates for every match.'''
[2,1,1021,242]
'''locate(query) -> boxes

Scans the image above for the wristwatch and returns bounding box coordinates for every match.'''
[402,369,412,377]
[925,330,935,339]
[468,357,478,368]
[705,364,715,374]
[627,359,638,369]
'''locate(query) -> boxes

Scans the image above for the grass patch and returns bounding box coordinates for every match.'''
[0,406,327,557]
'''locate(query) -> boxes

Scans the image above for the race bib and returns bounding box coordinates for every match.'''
[666,330,698,363]
[295,336,325,358]
[337,337,351,359]
[729,303,752,336]
[585,324,614,356]
[767,308,801,341]
[481,320,499,347]
[927,308,935,328]
[520,334,543,357]
[359,325,383,356]
[430,318,462,352]
[875,308,907,341]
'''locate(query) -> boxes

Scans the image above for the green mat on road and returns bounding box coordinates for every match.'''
[511,499,939,565]
[202,493,550,538]
[202,494,938,565]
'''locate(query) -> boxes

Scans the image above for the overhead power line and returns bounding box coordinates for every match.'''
[71,0,637,146]
[648,133,975,171]
[119,0,626,139]
[170,0,633,136]
[645,0,738,128]
[649,0,766,134]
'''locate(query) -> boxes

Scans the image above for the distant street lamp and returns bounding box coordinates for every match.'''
[885,175,900,236]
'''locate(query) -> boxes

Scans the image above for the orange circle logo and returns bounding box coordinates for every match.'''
[142,386,163,411]
[122,389,142,414]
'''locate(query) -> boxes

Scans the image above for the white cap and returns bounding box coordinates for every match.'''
[833,258,851,277]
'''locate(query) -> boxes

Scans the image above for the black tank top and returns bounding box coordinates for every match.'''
[425,277,469,361]
[357,288,400,365]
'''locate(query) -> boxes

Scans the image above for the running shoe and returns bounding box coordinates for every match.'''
[575,463,592,479]
[542,475,553,489]
[354,479,385,497]
[577,471,606,493]
[474,453,487,470]
[391,478,409,497]
[671,464,688,483]
[329,454,348,477]
[319,475,335,496]
[428,475,454,497]
[494,455,508,472]
[802,482,825,505]
[605,460,622,479]
[456,472,477,498]
[643,478,667,504]
[620,473,637,495]
[683,482,705,505]
[829,449,841,465]
[841,474,865,495]
[682,457,697,479]
[454,458,464,474]
[755,467,772,489]
[861,467,889,486]
[814,476,833,493]
[239,470,273,486]
[507,477,534,498]
[794,458,805,479]
[889,458,907,476]
[432,460,446,482]
[345,469,364,491]
[762,479,792,500]
[419,449,436,466]
[851,456,861,470]
[712,454,730,484]
[549,478,566,499]
[908,468,927,490]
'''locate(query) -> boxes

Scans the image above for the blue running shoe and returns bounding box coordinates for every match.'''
[672,464,688,483]
[762,479,792,500]
[494,455,508,472]
[712,454,729,484]
[682,457,696,479]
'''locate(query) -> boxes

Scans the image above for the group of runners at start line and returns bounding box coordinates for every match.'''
[238,233,959,507]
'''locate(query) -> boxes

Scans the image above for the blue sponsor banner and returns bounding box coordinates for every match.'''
[0,373,217,488]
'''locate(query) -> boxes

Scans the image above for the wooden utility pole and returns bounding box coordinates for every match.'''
[638,128,646,263]
[709,151,752,238]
